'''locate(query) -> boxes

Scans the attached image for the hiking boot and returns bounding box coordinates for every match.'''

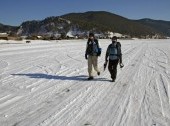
[97,72,100,76]
[111,79,115,82]
[88,76,94,80]
[111,77,116,82]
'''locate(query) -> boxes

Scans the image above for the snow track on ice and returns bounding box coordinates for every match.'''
[0,39,170,126]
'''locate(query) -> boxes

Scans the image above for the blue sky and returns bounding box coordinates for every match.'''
[1,0,170,26]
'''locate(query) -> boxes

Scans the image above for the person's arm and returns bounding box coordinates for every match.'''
[117,42,124,68]
[119,47,122,64]
[98,41,101,49]
[104,46,109,70]
[85,42,88,59]
[97,41,102,56]
[105,46,109,62]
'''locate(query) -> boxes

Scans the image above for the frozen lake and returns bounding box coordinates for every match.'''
[0,39,170,126]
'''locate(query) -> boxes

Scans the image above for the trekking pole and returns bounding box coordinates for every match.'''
[103,61,108,71]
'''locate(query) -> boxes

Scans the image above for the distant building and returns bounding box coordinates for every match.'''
[37,36,43,39]
[0,33,8,40]
[66,31,75,39]
[106,31,114,38]
[106,32,123,38]
[152,34,161,39]
[94,33,105,39]
[21,36,28,39]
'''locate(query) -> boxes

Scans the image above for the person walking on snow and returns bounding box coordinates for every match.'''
[104,36,124,82]
[85,33,101,80]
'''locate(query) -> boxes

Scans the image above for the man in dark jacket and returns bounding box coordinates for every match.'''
[85,33,101,80]
[105,36,124,82]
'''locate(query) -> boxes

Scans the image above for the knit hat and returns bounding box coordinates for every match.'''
[89,32,94,37]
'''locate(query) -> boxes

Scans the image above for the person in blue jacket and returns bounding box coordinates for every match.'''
[104,36,124,82]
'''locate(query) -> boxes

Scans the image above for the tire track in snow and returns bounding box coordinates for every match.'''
[0,42,118,125]
[78,43,146,126]
[0,52,56,81]
[0,42,89,125]
[0,42,70,81]
[0,60,9,76]
[0,41,149,125]
[0,96,22,110]
[156,74,170,125]
[0,64,90,125]
[139,45,170,126]
[111,44,148,126]
[136,45,170,126]
[66,43,147,126]
[1,40,170,126]
[4,48,84,94]
[8,81,98,126]
[1,54,67,93]
[39,83,110,126]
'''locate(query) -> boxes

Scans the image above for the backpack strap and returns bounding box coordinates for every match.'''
[86,39,100,55]
[94,39,99,48]
[116,42,121,48]
[87,39,98,45]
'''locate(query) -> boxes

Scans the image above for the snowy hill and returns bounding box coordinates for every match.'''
[0,23,18,34]
[18,11,160,37]
[0,39,170,126]
[137,18,170,36]
[1,11,170,38]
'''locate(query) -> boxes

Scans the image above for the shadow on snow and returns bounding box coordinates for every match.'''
[12,73,109,82]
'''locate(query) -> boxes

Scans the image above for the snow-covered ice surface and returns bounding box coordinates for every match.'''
[0,39,170,126]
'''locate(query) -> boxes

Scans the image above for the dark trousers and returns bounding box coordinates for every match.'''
[108,59,119,80]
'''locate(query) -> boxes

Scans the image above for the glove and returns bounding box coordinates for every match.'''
[120,63,124,68]
[85,54,88,59]
[97,53,101,56]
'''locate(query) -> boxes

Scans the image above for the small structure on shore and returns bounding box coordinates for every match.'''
[0,33,8,40]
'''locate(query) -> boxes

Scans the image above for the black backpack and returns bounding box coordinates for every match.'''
[86,39,101,56]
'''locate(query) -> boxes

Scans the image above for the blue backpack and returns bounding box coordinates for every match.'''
[107,42,121,60]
